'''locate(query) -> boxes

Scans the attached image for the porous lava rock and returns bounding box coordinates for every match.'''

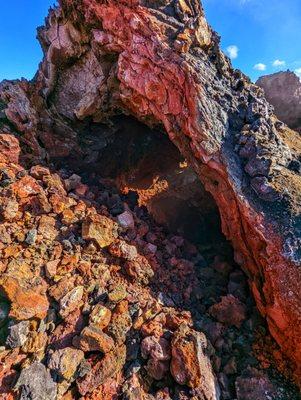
[257,71,301,133]
[0,0,301,393]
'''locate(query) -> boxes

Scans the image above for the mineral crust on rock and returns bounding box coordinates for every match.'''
[0,0,300,399]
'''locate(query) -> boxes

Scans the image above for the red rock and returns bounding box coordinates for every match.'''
[170,325,220,398]
[209,295,247,328]
[124,255,154,285]
[106,300,132,345]
[141,336,171,361]
[77,345,126,395]
[30,165,51,179]
[38,215,58,241]
[50,309,85,350]
[108,239,138,261]
[0,134,20,164]
[74,324,114,353]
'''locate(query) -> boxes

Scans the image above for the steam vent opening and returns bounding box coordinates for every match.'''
[49,115,300,398]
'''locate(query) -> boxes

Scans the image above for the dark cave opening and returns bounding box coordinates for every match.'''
[55,115,224,249]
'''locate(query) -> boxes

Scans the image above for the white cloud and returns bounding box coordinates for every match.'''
[273,59,286,67]
[295,68,301,79]
[254,63,267,71]
[226,45,239,60]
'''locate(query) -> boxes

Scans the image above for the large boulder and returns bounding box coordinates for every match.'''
[257,71,301,133]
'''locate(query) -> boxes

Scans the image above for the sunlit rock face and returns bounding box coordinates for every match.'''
[0,0,301,396]
[257,71,301,133]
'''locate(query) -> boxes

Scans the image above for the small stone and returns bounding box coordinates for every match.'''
[82,214,118,248]
[45,259,60,278]
[209,295,247,328]
[108,285,127,303]
[77,345,126,396]
[22,331,48,354]
[89,304,112,329]
[141,336,171,380]
[59,286,84,318]
[30,165,51,179]
[108,239,138,261]
[0,198,19,221]
[124,255,154,285]
[48,347,84,381]
[0,134,20,163]
[145,243,157,254]
[146,358,169,380]
[15,362,57,400]
[64,174,82,191]
[25,229,37,245]
[117,211,135,229]
[141,336,171,361]
[6,321,30,348]
[74,324,114,353]
[170,325,220,398]
[38,215,58,241]
[235,368,277,400]
[106,301,132,344]
[0,274,49,320]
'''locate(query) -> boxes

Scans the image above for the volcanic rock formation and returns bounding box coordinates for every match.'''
[0,0,301,398]
[257,71,301,133]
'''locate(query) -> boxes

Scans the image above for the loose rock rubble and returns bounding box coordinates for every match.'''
[0,140,299,399]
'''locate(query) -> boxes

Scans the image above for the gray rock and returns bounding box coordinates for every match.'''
[25,228,37,245]
[0,302,9,322]
[15,362,57,400]
[6,321,30,349]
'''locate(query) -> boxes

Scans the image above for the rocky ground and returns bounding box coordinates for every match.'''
[0,134,300,400]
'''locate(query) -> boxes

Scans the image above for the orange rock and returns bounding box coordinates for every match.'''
[11,175,41,200]
[0,275,49,320]
[89,304,112,330]
[74,324,114,353]
[82,214,118,248]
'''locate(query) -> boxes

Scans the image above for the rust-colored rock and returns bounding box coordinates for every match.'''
[74,324,114,353]
[0,263,49,321]
[82,215,118,248]
[170,325,220,398]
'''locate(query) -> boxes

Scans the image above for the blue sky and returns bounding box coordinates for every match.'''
[0,0,300,82]
[0,0,56,81]
[203,0,301,81]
